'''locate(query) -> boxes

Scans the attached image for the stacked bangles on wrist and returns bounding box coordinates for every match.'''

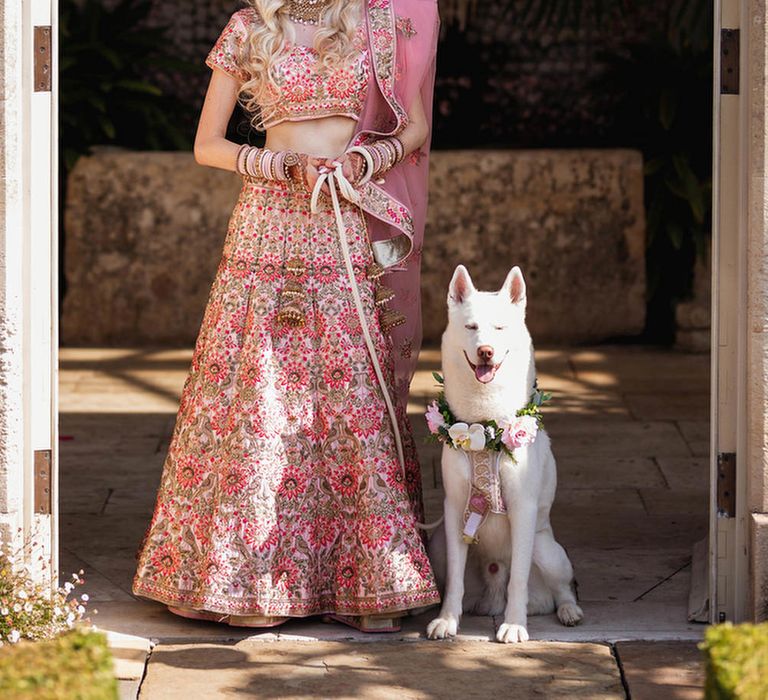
[347,136,405,185]
[235,144,302,183]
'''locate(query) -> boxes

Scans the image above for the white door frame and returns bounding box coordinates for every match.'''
[18,0,58,581]
[710,0,750,623]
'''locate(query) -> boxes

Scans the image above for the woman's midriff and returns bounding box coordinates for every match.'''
[265,115,358,159]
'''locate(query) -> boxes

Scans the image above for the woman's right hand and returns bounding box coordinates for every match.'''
[291,154,329,196]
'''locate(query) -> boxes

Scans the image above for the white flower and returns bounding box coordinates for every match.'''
[12,603,21,613]
[66,612,75,625]
[17,590,27,600]
[71,572,79,580]
[0,607,8,615]
[23,602,32,613]
[63,582,74,593]
[81,594,89,602]
[8,630,20,644]
[77,605,85,615]
[448,422,487,451]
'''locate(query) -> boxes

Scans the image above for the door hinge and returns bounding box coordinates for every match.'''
[34,449,52,514]
[717,452,736,517]
[33,26,52,92]
[721,28,740,95]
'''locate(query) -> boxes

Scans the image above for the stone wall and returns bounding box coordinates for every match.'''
[421,149,645,344]
[0,0,28,551]
[63,149,243,346]
[62,148,645,346]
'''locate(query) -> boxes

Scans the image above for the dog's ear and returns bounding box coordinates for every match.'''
[448,265,475,304]
[501,266,526,305]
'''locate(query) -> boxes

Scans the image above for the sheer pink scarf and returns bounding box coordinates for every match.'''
[351,0,439,407]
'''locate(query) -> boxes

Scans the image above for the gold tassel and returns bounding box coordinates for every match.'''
[281,278,305,301]
[285,256,306,277]
[380,308,406,333]
[277,305,306,327]
[365,261,385,281]
[375,286,396,307]
[277,268,307,328]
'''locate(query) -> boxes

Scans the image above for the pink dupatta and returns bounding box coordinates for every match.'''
[352,0,439,407]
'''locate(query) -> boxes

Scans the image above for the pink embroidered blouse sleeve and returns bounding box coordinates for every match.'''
[205,10,251,84]
[194,12,252,172]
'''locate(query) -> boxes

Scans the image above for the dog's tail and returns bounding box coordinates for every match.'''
[416,515,444,531]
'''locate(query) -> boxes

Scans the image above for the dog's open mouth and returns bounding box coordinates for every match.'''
[463,351,506,384]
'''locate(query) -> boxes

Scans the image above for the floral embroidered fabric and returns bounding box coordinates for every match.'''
[132,176,440,616]
[205,8,370,129]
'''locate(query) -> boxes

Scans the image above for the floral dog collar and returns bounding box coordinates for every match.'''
[425,373,551,460]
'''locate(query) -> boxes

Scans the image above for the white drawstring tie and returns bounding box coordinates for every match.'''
[310,164,406,477]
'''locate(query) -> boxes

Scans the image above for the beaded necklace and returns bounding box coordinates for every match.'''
[288,0,329,26]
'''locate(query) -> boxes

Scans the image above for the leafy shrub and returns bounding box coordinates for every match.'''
[0,538,90,644]
[596,34,712,341]
[0,629,117,700]
[701,622,768,699]
[59,0,193,171]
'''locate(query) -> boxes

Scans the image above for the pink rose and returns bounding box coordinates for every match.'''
[501,415,538,450]
[425,400,446,434]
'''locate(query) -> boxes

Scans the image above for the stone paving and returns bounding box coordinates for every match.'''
[58,345,710,698]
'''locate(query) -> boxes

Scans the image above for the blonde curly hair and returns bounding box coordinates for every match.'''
[239,0,362,129]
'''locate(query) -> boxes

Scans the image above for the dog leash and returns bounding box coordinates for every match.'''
[310,165,406,478]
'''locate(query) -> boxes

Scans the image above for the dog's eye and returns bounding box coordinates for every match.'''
[494,325,507,331]
[464,323,478,331]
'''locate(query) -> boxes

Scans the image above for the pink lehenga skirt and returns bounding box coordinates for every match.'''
[132,175,440,617]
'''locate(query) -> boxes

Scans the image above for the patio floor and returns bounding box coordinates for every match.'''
[57,344,710,697]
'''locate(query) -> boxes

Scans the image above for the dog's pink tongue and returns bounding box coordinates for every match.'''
[475,364,496,383]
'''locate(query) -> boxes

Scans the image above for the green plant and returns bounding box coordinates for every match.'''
[701,622,768,699]
[0,629,117,700]
[596,29,712,340]
[0,536,91,644]
[59,0,193,171]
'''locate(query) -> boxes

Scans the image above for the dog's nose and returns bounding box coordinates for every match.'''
[477,345,494,363]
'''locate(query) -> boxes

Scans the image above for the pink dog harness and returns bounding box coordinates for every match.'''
[462,450,507,544]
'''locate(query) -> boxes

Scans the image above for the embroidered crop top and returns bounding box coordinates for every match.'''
[205,8,370,129]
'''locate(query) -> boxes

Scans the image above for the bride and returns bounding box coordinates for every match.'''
[132,0,440,632]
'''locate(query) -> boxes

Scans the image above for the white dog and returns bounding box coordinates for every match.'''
[426,265,583,644]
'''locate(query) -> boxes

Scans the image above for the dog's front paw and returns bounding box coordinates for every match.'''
[496,622,529,644]
[426,616,458,640]
[557,602,584,627]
